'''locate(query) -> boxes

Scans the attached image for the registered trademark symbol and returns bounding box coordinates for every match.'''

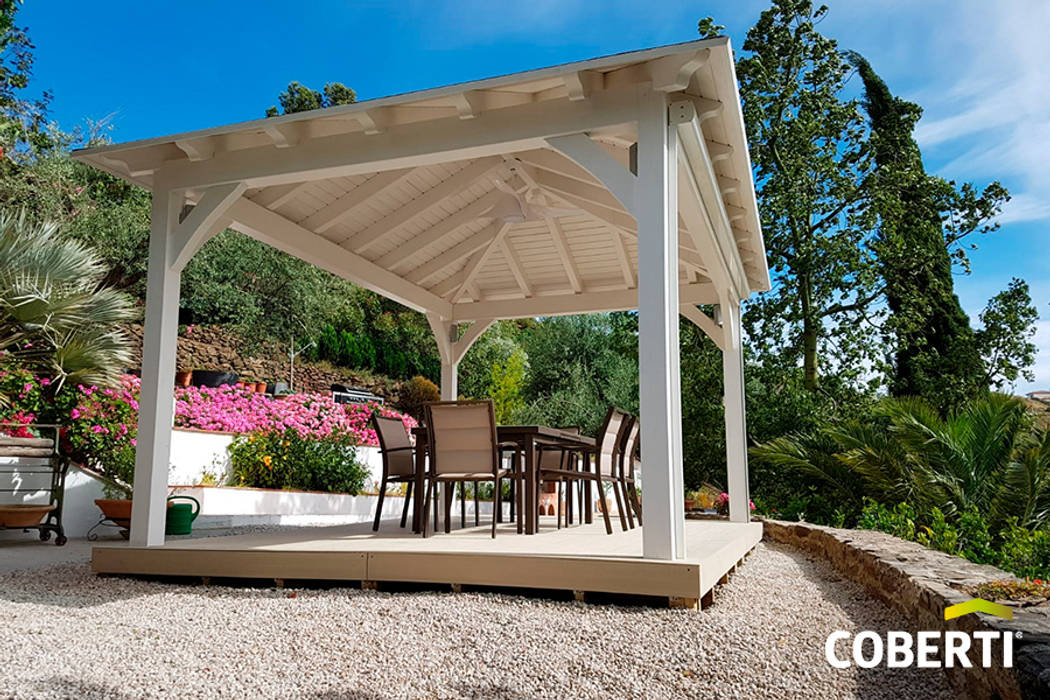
[1015,631,1023,639]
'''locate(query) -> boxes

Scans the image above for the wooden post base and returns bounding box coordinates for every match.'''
[669,596,699,610]
[361,580,378,590]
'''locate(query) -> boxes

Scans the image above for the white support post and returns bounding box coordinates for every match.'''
[129,188,183,546]
[720,296,750,523]
[637,91,685,561]
[131,182,246,546]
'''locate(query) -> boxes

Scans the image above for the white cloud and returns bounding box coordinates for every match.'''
[908,0,1050,222]
[1015,319,1050,395]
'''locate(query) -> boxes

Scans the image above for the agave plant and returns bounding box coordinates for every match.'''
[0,211,136,405]
[752,393,1050,531]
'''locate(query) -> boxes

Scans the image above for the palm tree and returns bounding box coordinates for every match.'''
[752,393,1050,530]
[0,211,136,405]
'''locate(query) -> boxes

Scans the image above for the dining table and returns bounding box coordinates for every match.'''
[410,425,596,535]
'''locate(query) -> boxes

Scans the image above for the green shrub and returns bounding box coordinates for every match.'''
[857,499,917,540]
[998,519,1050,580]
[397,375,440,420]
[228,428,367,494]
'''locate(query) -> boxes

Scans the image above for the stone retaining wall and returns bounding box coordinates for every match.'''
[762,519,1050,699]
[123,323,402,400]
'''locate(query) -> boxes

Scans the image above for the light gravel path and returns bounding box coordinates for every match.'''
[0,540,952,699]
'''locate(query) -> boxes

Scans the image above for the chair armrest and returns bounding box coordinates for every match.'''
[381,446,415,453]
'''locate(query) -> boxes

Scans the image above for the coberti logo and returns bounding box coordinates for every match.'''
[824,599,1016,669]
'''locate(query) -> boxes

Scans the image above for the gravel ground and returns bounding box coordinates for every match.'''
[0,540,952,699]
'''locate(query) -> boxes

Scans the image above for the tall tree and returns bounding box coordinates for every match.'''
[265,82,357,117]
[975,278,1039,390]
[0,0,51,158]
[847,52,1008,409]
[730,0,881,393]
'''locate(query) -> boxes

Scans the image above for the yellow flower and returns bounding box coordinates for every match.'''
[263,455,272,469]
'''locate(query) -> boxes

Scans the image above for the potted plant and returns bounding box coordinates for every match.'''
[175,368,193,387]
[94,477,134,528]
[684,490,698,512]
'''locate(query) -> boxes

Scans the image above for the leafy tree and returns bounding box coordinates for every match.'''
[265,82,357,117]
[0,211,135,401]
[0,0,52,158]
[487,346,527,422]
[847,52,1008,410]
[975,278,1039,389]
[732,0,881,393]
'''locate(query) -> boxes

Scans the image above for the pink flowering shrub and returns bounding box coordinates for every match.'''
[714,492,756,515]
[2,365,414,495]
[173,383,415,445]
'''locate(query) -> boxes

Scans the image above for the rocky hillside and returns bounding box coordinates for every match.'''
[123,324,402,401]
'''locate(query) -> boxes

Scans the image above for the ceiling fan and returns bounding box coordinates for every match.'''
[490,178,582,223]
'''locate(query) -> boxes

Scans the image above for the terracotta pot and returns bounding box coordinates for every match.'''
[95,498,133,528]
[0,504,55,527]
[684,498,697,511]
[175,371,193,388]
[255,382,267,393]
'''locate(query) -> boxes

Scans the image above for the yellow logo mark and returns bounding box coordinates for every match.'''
[944,599,1013,621]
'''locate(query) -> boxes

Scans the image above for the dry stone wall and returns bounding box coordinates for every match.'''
[762,519,1050,699]
[123,324,402,401]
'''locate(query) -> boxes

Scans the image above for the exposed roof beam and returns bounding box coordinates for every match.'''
[563,70,603,101]
[175,137,215,161]
[705,140,733,163]
[343,156,505,251]
[500,237,532,298]
[679,304,724,350]
[263,122,302,148]
[375,189,506,271]
[452,222,512,302]
[544,217,582,293]
[648,49,710,91]
[531,168,632,217]
[151,84,647,191]
[250,181,311,210]
[299,167,415,234]
[513,148,604,187]
[227,198,451,317]
[545,134,636,213]
[452,282,718,321]
[169,182,246,271]
[612,231,636,288]
[405,220,503,285]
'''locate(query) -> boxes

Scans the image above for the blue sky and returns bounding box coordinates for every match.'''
[20,0,1049,393]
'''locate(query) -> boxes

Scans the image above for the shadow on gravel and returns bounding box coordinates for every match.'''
[768,541,952,699]
[22,676,138,699]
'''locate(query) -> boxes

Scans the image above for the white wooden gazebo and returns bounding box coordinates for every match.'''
[75,38,768,563]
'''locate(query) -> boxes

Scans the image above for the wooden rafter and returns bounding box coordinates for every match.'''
[252,182,312,210]
[500,237,532,298]
[299,167,415,234]
[452,222,512,302]
[405,220,503,285]
[544,217,582,293]
[342,156,505,251]
[374,189,506,272]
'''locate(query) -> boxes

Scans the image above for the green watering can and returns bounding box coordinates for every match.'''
[165,494,200,535]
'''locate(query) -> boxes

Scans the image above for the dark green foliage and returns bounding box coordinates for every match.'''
[265,81,357,117]
[228,428,368,494]
[847,52,1004,411]
[734,0,881,393]
[975,278,1039,389]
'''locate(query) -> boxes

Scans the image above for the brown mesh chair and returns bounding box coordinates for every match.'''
[371,413,419,532]
[538,407,629,534]
[422,400,519,539]
[534,427,582,529]
[617,415,640,528]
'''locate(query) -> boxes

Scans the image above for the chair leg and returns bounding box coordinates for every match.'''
[628,483,642,525]
[444,483,453,534]
[596,480,613,535]
[422,479,435,538]
[516,456,524,534]
[556,479,563,530]
[493,477,501,539]
[372,475,388,532]
[621,480,635,529]
[399,481,413,528]
[460,482,466,529]
[611,478,628,531]
[474,481,480,527]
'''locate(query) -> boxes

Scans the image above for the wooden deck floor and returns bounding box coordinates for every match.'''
[92,518,762,607]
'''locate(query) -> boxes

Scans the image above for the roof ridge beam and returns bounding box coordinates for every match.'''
[405,220,503,285]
